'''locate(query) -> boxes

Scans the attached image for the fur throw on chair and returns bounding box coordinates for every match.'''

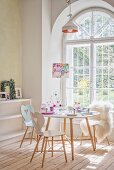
[80,101,113,143]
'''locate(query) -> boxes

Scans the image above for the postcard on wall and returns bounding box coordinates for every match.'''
[52,63,69,78]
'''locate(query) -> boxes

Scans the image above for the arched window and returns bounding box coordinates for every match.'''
[64,8,114,107]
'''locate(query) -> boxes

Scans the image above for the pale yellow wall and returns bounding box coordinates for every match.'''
[0,0,22,88]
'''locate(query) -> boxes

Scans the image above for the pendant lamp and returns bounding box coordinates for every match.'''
[62,0,78,33]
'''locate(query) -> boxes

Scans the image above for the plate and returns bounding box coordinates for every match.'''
[67,114,77,116]
[42,111,54,115]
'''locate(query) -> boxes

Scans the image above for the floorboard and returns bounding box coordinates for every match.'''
[0,138,114,170]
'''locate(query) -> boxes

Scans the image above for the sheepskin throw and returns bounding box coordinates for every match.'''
[80,101,113,143]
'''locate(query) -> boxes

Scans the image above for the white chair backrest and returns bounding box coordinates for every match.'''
[21,105,32,122]
[30,112,45,134]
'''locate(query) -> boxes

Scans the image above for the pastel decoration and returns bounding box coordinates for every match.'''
[52,63,69,78]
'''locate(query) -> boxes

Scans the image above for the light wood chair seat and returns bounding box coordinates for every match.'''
[24,120,33,127]
[88,120,100,126]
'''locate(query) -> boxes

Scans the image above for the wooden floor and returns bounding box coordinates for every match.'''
[0,138,114,170]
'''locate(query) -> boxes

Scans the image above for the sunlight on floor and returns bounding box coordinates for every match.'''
[64,141,114,170]
[86,165,97,169]
[83,144,113,169]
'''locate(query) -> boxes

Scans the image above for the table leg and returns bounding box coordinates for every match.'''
[46,117,51,130]
[70,118,74,160]
[85,117,95,151]
[64,118,71,144]
[64,118,66,133]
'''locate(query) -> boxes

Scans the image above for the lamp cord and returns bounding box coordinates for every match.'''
[66,0,72,18]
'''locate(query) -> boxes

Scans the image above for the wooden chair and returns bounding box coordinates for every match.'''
[20,105,34,148]
[30,112,67,168]
[80,119,110,149]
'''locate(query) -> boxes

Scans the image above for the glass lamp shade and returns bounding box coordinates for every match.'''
[62,21,78,33]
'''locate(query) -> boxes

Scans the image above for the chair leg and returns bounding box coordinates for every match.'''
[42,137,48,168]
[52,137,53,157]
[48,140,51,147]
[36,134,39,152]
[30,127,34,144]
[30,135,41,162]
[106,137,110,145]
[85,117,95,151]
[20,127,28,148]
[93,125,96,150]
[61,135,67,162]
[41,137,45,153]
[80,132,84,145]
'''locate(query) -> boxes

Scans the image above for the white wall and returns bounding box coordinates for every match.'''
[42,0,51,102]
[42,0,62,103]
[21,0,62,110]
[21,0,42,111]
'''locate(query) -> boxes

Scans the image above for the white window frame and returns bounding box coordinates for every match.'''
[62,7,114,106]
